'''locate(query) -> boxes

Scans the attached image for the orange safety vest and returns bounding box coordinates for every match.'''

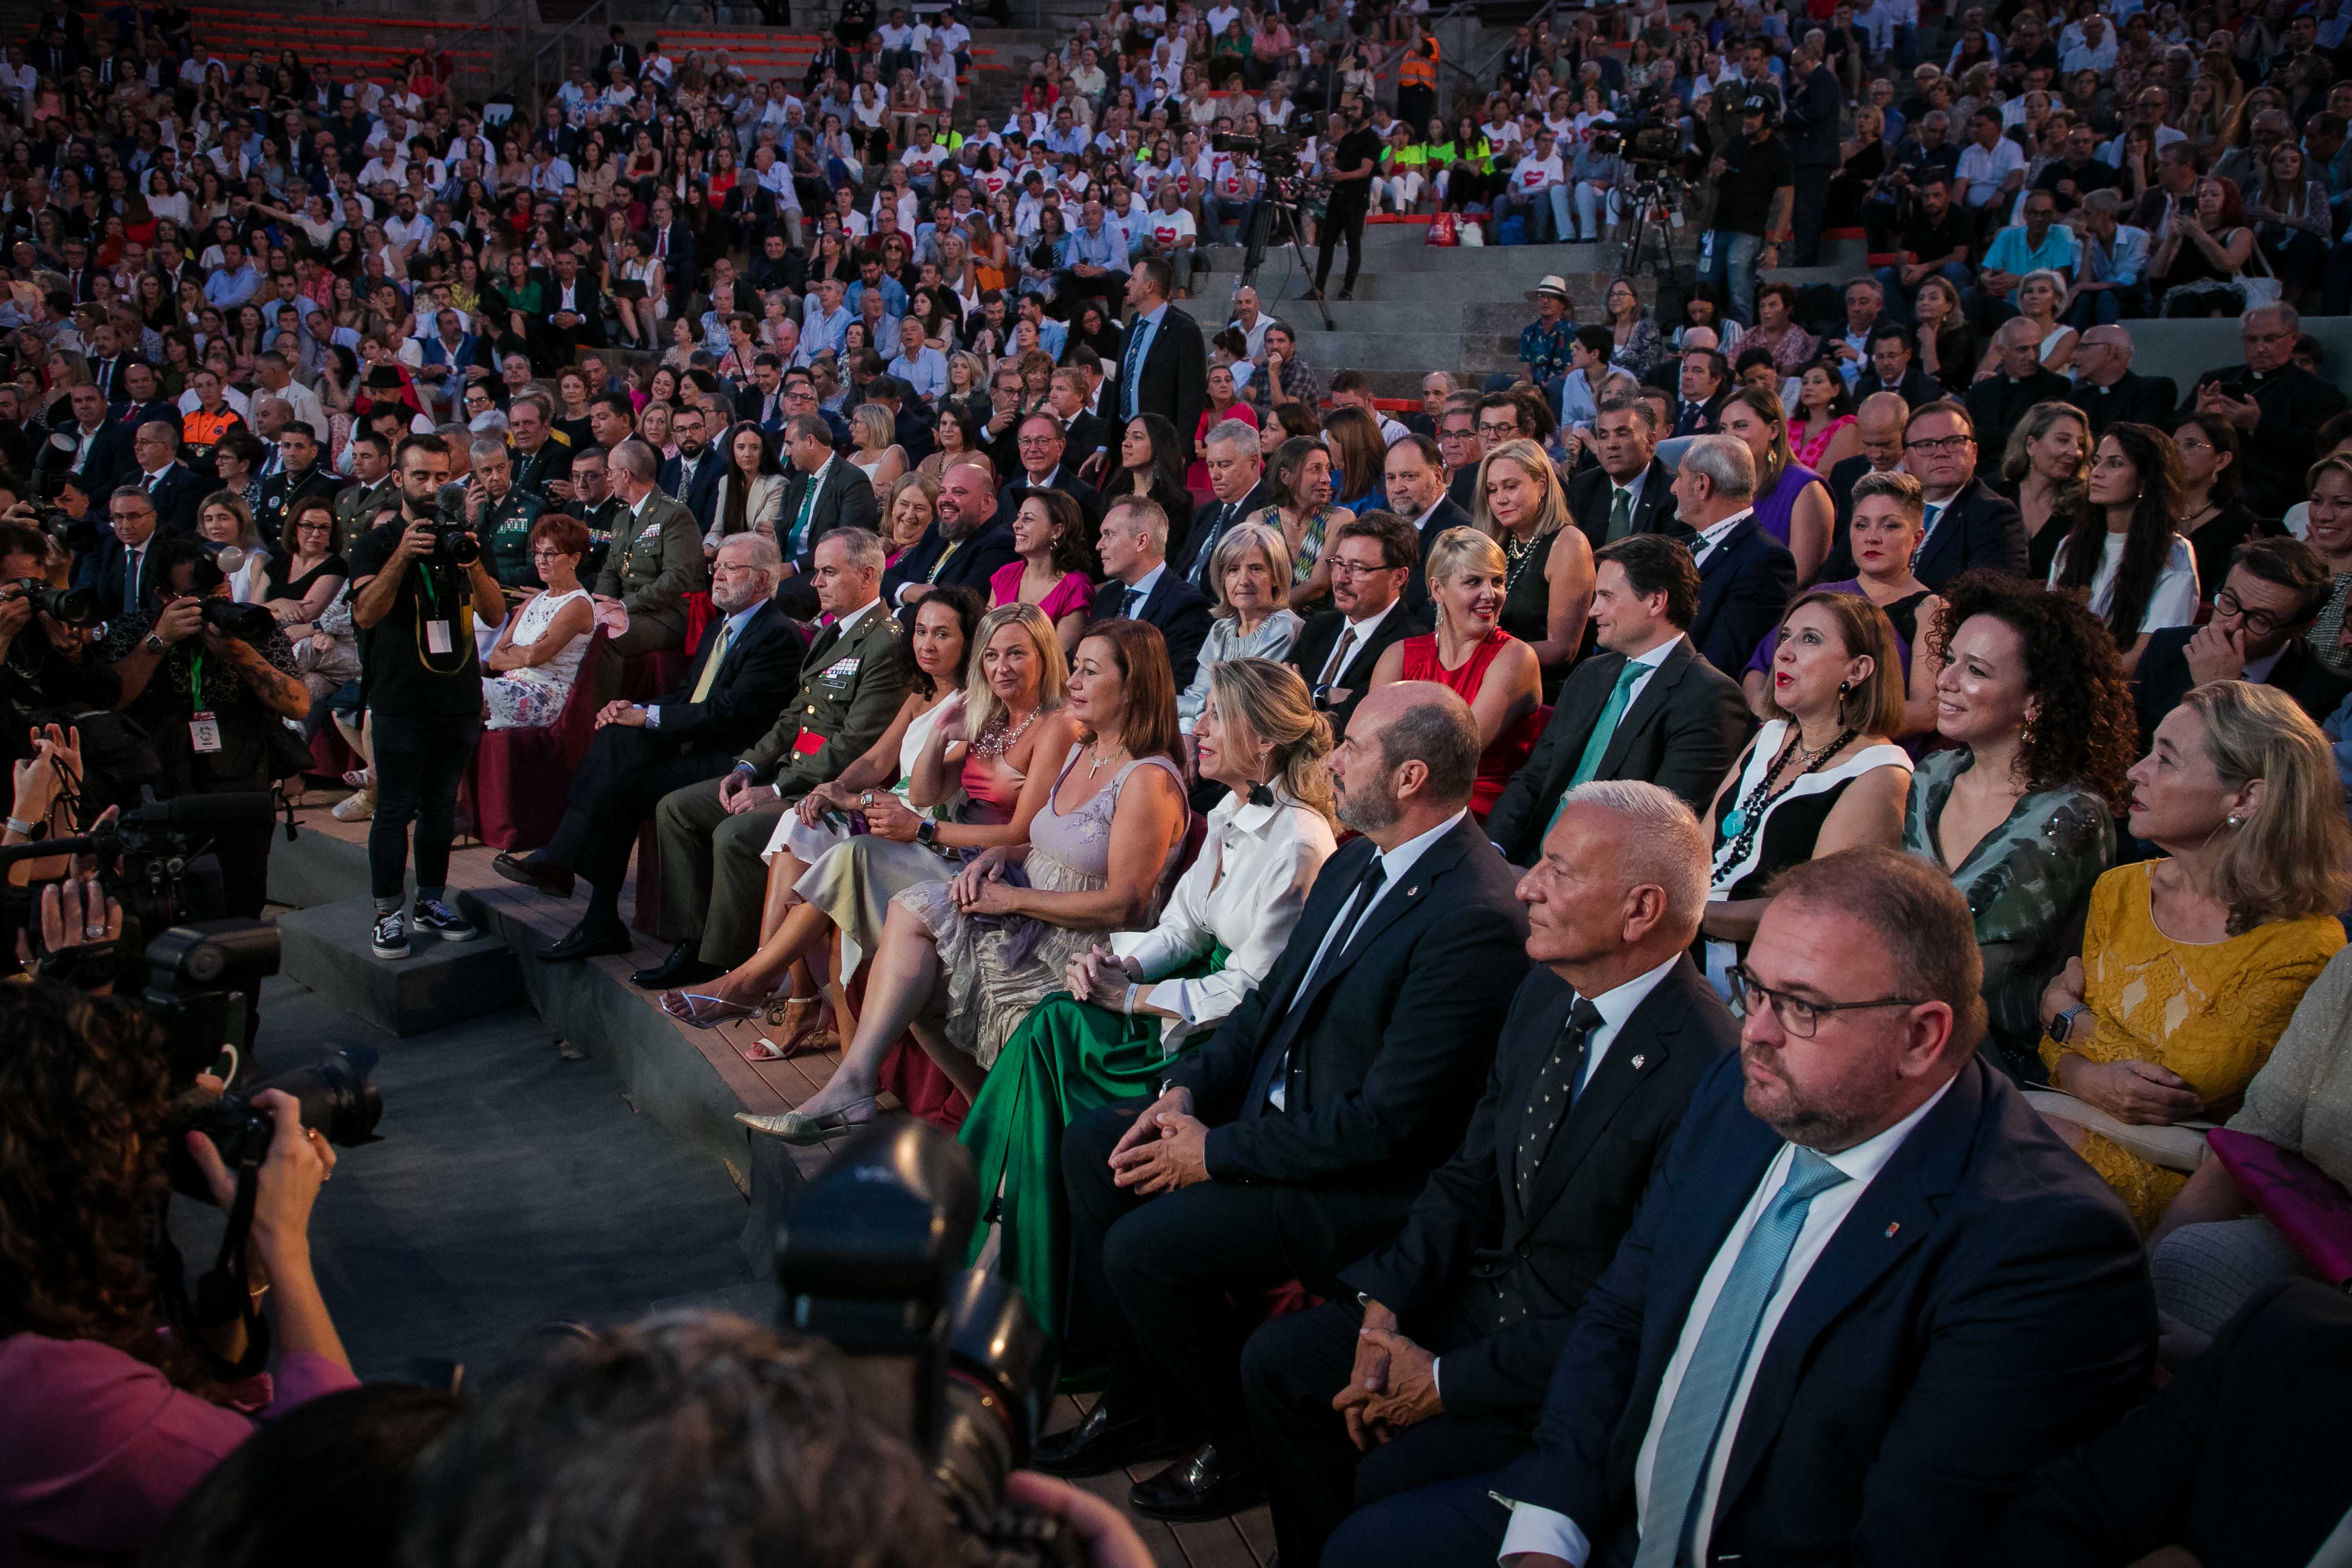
[182,406,240,455]
[1399,39,1438,91]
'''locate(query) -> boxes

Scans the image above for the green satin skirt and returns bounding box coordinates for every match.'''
[959,947,1227,1343]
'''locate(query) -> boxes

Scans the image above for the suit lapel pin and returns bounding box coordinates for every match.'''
[1884,1222,1901,1239]
[1631,1054,1645,1069]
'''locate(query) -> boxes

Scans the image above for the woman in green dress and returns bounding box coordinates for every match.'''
[961,658,1339,1341]
[1902,570,2138,1081]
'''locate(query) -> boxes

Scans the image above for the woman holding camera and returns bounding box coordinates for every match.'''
[0,974,354,1564]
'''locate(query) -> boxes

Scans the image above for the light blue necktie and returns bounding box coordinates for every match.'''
[1123,315,1151,420]
[1634,1147,1851,1568]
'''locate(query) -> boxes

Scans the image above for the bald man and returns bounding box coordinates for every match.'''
[1963,316,2072,459]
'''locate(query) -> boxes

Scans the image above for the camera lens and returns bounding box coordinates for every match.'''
[255,1046,383,1146]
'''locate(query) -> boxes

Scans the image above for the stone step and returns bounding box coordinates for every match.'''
[1287,329,1520,373]
[277,893,523,1039]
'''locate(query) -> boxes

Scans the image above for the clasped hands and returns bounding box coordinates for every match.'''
[1331,1299,1443,1449]
[1106,1084,1211,1195]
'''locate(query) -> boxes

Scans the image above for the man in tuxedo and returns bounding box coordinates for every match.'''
[2133,537,2351,743]
[128,420,199,538]
[1385,433,1472,615]
[1036,682,1532,1521]
[886,461,1018,611]
[2177,302,2349,517]
[1851,323,1943,408]
[775,413,882,618]
[655,404,724,534]
[1089,495,1213,689]
[1671,435,1797,678]
[1330,848,2155,1567]
[1242,782,1739,1567]
[997,411,1101,527]
[1114,256,1208,449]
[1965,318,2074,461]
[533,250,607,372]
[1566,400,1676,554]
[58,383,129,498]
[503,534,806,956]
[1669,350,1729,437]
[2063,325,2178,436]
[1488,536,1754,862]
[1177,419,1268,585]
[506,392,574,507]
[1289,512,1434,738]
[1897,400,2030,591]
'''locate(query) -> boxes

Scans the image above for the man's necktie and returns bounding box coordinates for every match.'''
[1317,625,1358,687]
[1517,999,1603,1205]
[1911,501,1945,568]
[1189,502,1234,584]
[791,472,820,554]
[1632,1148,1852,1568]
[689,617,735,703]
[1607,485,1635,543]
[123,547,140,614]
[1120,584,1144,618]
[1558,656,1646,807]
[1122,320,1147,419]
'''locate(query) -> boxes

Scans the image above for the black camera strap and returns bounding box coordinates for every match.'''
[152,1151,273,1381]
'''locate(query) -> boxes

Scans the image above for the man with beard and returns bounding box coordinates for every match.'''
[1036,683,1530,1525]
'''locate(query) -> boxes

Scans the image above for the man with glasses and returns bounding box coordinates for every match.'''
[998,411,1101,527]
[1328,848,2154,1568]
[2134,537,2351,743]
[2184,302,2350,518]
[2063,324,2176,436]
[1888,399,2026,591]
[1440,397,1485,512]
[1285,511,1431,738]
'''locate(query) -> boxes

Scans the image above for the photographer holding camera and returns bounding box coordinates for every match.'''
[346,434,504,960]
[0,518,116,743]
[97,536,308,920]
[0,978,356,1565]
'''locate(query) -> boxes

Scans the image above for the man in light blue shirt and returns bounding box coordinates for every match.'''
[888,316,949,403]
[203,241,264,309]
[801,277,853,358]
[1019,293,1070,361]
[1058,198,1131,320]
[1976,190,2078,306]
[2065,190,2152,326]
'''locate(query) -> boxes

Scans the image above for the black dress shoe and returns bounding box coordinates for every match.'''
[1030,1402,1193,1478]
[493,851,574,898]
[631,940,723,990]
[537,921,632,963]
[1129,1442,1264,1522]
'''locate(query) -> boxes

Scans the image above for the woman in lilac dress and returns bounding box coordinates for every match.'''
[1719,385,1835,585]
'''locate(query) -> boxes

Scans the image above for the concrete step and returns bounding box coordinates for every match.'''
[1199,239,1635,276]
[1288,329,1519,374]
[277,893,523,1038]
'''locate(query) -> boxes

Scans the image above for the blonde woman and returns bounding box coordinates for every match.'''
[847,401,907,490]
[194,490,269,603]
[2014,266,2077,373]
[1997,401,2092,579]
[1473,435,1594,700]
[1369,526,1543,819]
[2037,681,2352,1230]
[1177,519,1300,734]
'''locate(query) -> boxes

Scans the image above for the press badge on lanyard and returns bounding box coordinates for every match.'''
[426,619,455,654]
[186,652,221,752]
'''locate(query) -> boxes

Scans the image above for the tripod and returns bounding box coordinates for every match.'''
[1241,191,1336,331]
[1620,169,1687,279]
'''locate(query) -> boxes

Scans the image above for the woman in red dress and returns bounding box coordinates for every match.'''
[1367,526,1544,820]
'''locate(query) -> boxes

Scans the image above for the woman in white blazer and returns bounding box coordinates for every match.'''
[705,420,788,553]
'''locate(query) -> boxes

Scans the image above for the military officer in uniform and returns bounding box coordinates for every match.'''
[469,433,550,589]
[254,422,343,547]
[592,437,709,699]
[566,443,624,579]
[337,431,401,537]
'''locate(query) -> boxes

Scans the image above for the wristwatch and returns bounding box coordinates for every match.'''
[2048,1003,2093,1043]
[915,818,939,845]
[141,632,166,656]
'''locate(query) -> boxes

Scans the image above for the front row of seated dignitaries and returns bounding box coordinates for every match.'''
[496,527,906,975]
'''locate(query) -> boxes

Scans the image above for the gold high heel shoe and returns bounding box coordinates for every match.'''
[735,1091,901,1145]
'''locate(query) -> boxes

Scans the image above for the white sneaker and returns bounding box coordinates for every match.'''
[332,789,374,822]
[371,908,409,960]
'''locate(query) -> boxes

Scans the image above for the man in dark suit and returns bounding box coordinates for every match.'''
[1383,433,1473,615]
[997,410,1101,528]
[532,251,607,372]
[499,533,807,959]
[1242,783,1738,1567]
[647,195,698,303]
[1893,399,2031,591]
[1966,318,2075,461]
[2133,537,2351,744]
[57,383,129,498]
[1822,390,1911,548]
[1177,417,1269,586]
[885,459,1019,611]
[1566,401,1677,554]
[128,420,200,538]
[1036,683,1533,1521]
[592,24,641,82]
[1851,322,1944,408]
[774,412,883,619]
[1669,349,1729,437]
[2178,301,2349,518]
[506,392,574,507]
[110,362,179,443]
[655,404,724,536]
[1287,511,1434,738]
[2063,325,2178,436]
[1329,848,2156,1567]
[83,482,162,619]
[1669,434,1797,678]
[1088,494,1214,689]
[1112,256,1208,450]
[1488,536,1755,862]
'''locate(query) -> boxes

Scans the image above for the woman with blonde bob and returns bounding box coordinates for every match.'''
[2037,680,2352,1231]
[1369,526,1543,819]
[1473,435,1594,699]
[1178,520,1300,734]
[194,490,269,602]
[960,657,1339,1337]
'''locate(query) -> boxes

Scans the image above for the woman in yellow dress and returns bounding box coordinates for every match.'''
[2037,681,2352,1230]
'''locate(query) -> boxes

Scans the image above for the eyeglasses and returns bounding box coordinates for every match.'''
[530,546,572,559]
[1726,963,1922,1039]
[1328,556,1400,579]
[2213,588,2297,637]
[1476,422,1520,441]
[1903,434,1973,453]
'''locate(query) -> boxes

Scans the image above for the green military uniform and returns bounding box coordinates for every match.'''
[652,602,908,968]
[593,491,707,655]
[479,487,550,589]
[335,475,400,541]
[574,494,623,580]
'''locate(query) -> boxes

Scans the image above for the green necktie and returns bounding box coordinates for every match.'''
[1551,658,1647,829]
[1607,485,1635,543]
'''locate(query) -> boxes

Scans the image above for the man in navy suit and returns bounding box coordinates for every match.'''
[1384,433,1473,616]
[1087,494,1213,689]
[1665,434,1796,678]
[1669,350,1729,437]
[884,459,1019,612]
[1328,847,2155,1568]
[655,403,724,533]
[1242,782,1739,1568]
[1114,257,1208,450]
[127,420,200,538]
[997,410,1101,530]
[1566,402,1677,555]
[57,383,130,498]
[1892,399,2030,592]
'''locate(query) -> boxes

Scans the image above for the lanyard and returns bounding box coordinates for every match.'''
[188,649,203,709]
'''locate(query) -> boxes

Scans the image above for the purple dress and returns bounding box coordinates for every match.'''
[1750,460,1825,550]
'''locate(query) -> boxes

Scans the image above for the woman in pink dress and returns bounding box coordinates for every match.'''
[1366,527,1544,820]
[990,489,1096,654]
[1786,362,1861,472]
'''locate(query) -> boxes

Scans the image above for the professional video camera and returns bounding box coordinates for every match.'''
[1211,127,1299,163]
[1610,87,1689,169]
[5,575,99,626]
[423,480,483,567]
[778,1119,1083,1568]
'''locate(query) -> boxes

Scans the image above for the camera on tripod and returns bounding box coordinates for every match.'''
[778,1119,1083,1567]
[1212,128,1296,162]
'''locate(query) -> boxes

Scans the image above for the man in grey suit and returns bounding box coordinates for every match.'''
[1486,535,1755,863]
[594,437,710,699]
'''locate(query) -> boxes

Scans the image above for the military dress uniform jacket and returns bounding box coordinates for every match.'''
[735,605,908,801]
[480,488,550,589]
[254,465,343,547]
[335,476,400,538]
[592,491,708,643]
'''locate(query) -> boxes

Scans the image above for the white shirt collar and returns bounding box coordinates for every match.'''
[1691,506,1753,554]
[2242,645,2287,684]
[1344,596,1400,640]
[1612,467,1649,503]
[1577,952,1684,1081]
[1815,1071,1958,1184]
[1372,807,1467,886]
[1123,560,1168,601]
[831,596,882,636]
[1625,633,1679,671]
[1412,496,1447,530]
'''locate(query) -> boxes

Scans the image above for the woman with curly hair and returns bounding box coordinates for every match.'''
[2048,422,2203,670]
[0,967,353,1561]
[1903,570,2137,1081]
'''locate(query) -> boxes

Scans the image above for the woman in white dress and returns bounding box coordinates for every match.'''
[2047,424,2201,674]
[706,420,788,554]
[848,401,908,490]
[482,515,596,730]
[195,491,270,604]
